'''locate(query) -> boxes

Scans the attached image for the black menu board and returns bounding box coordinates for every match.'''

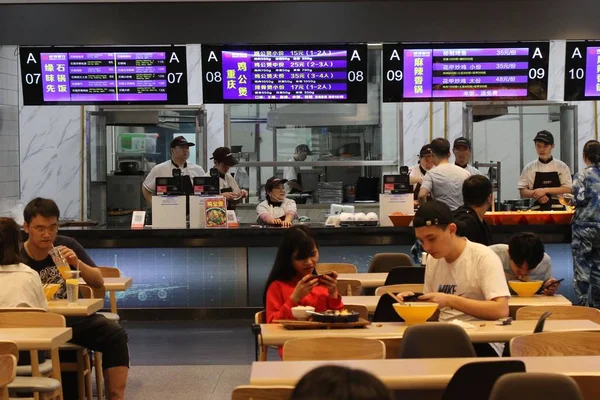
[383,42,550,102]
[201,44,368,103]
[564,41,600,101]
[20,46,188,105]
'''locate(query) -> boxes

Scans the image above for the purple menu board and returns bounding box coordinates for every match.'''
[202,44,368,103]
[383,42,549,102]
[564,42,600,101]
[20,46,188,105]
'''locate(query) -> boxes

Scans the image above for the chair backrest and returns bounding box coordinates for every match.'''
[79,285,94,299]
[255,310,266,325]
[343,304,369,320]
[0,342,18,359]
[315,263,357,274]
[375,283,424,296]
[231,385,293,400]
[398,324,477,359]
[335,279,362,296]
[0,311,65,328]
[282,337,386,361]
[516,306,600,324]
[441,361,526,400]
[489,373,584,400]
[98,266,121,278]
[510,331,600,357]
[0,308,46,313]
[368,253,414,273]
[0,354,17,399]
[372,294,404,322]
[383,266,425,285]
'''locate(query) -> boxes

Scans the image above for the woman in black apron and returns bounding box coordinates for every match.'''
[210,147,248,211]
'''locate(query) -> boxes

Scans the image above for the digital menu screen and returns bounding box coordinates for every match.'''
[564,41,600,101]
[383,42,549,102]
[201,44,368,103]
[20,46,188,105]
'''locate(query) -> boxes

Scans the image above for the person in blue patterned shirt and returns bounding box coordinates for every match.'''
[572,140,600,308]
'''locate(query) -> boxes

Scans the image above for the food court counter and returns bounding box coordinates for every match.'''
[56,224,573,310]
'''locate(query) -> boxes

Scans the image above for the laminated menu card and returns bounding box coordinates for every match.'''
[204,196,228,228]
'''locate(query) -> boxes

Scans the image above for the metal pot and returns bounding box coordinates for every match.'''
[501,199,532,211]
[119,161,140,174]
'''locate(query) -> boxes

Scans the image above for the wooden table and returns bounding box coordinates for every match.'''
[344,294,573,314]
[79,277,133,313]
[259,319,600,346]
[48,298,104,317]
[0,327,72,400]
[250,356,600,390]
[337,273,388,288]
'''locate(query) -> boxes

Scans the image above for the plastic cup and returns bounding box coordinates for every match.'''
[65,270,80,304]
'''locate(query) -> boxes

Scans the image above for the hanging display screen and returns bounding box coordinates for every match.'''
[564,41,600,101]
[20,46,188,105]
[201,44,368,103]
[383,42,549,102]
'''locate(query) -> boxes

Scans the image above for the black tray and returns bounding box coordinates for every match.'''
[310,311,360,323]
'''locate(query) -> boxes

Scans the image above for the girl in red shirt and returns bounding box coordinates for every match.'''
[264,226,344,356]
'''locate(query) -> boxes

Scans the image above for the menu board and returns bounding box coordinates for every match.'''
[383,42,549,102]
[20,46,188,105]
[564,41,600,101]
[201,44,368,103]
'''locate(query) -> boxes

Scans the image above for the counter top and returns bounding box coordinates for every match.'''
[58,223,570,248]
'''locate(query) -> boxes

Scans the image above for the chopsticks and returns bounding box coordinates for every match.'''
[385,291,405,305]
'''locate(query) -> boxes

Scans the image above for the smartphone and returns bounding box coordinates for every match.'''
[316,272,335,280]
[402,292,424,302]
[536,278,564,294]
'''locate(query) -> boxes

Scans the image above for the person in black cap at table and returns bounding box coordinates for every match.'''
[453,175,493,246]
[211,147,248,210]
[409,144,434,200]
[518,130,572,211]
[453,137,482,176]
[284,144,312,194]
[143,136,206,204]
[256,177,298,227]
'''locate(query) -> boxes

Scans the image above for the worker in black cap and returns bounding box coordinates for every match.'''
[409,144,434,201]
[398,200,510,356]
[453,137,482,176]
[284,144,312,194]
[518,130,572,211]
[143,136,206,204]
[211,147,248,210]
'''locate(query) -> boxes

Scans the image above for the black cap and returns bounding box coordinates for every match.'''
[211,147,239,166]
[295,144,312,155]
[265,176,288,191]
[170,136,195,148]
[453,137,472,149]
[413,200,455,228]
[419,145,432,157]
[533,130,554,145]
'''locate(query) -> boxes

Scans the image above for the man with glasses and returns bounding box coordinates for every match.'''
[21,198,129,400]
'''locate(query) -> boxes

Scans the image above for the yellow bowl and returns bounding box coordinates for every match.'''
[43,284,60,300]
[508,280,543,297]
[392,302,438,325]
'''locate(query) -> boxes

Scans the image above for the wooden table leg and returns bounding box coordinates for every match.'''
[50,348,64,400]
[109,292,118,314]
[30,351,40,400]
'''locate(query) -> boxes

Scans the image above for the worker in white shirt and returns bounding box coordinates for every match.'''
[283,144,311,194]
[256,177,297,227]
[211,147,248,210]
[453,137,483,176]
[518,130,572,211]
[142,136,206,204]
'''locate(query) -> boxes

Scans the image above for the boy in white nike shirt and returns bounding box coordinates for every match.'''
[400,200,510,356]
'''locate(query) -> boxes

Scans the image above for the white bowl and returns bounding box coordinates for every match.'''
[291,306,315,320]
[354,212,367,221]
[366,212,379,221]
[339,213,355,222]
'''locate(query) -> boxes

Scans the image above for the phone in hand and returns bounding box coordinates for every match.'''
[316,272,335,281]
[402,292,424,302]
[536,278,564,294]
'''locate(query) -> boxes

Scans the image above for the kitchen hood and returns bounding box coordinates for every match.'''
[266,83,380,128]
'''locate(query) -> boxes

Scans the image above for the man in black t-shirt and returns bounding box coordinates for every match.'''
[22,198,129,400]
[453,175,493,246]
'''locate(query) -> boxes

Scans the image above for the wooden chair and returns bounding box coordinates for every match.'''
[516,306,600,324]
[336,279,362,296]
[282,337,386,361]
[510,332,600,357]
[254,311,268,362]
[489,372,584,400]
[0,354,16,400]
[368,253,414,273]
[315,263,357,274]
[343,304,368,320]
[0,311,92,400]
[0,341,61,400]
[95,267,122,315]
[79,285,94,299]
[383,266,426,285]
[231,385,293,400]
[375,283,424,296]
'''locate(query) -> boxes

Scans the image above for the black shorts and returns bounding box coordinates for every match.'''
[66,314,130,370]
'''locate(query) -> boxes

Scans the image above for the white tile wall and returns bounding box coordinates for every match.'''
[0,45,19,217]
